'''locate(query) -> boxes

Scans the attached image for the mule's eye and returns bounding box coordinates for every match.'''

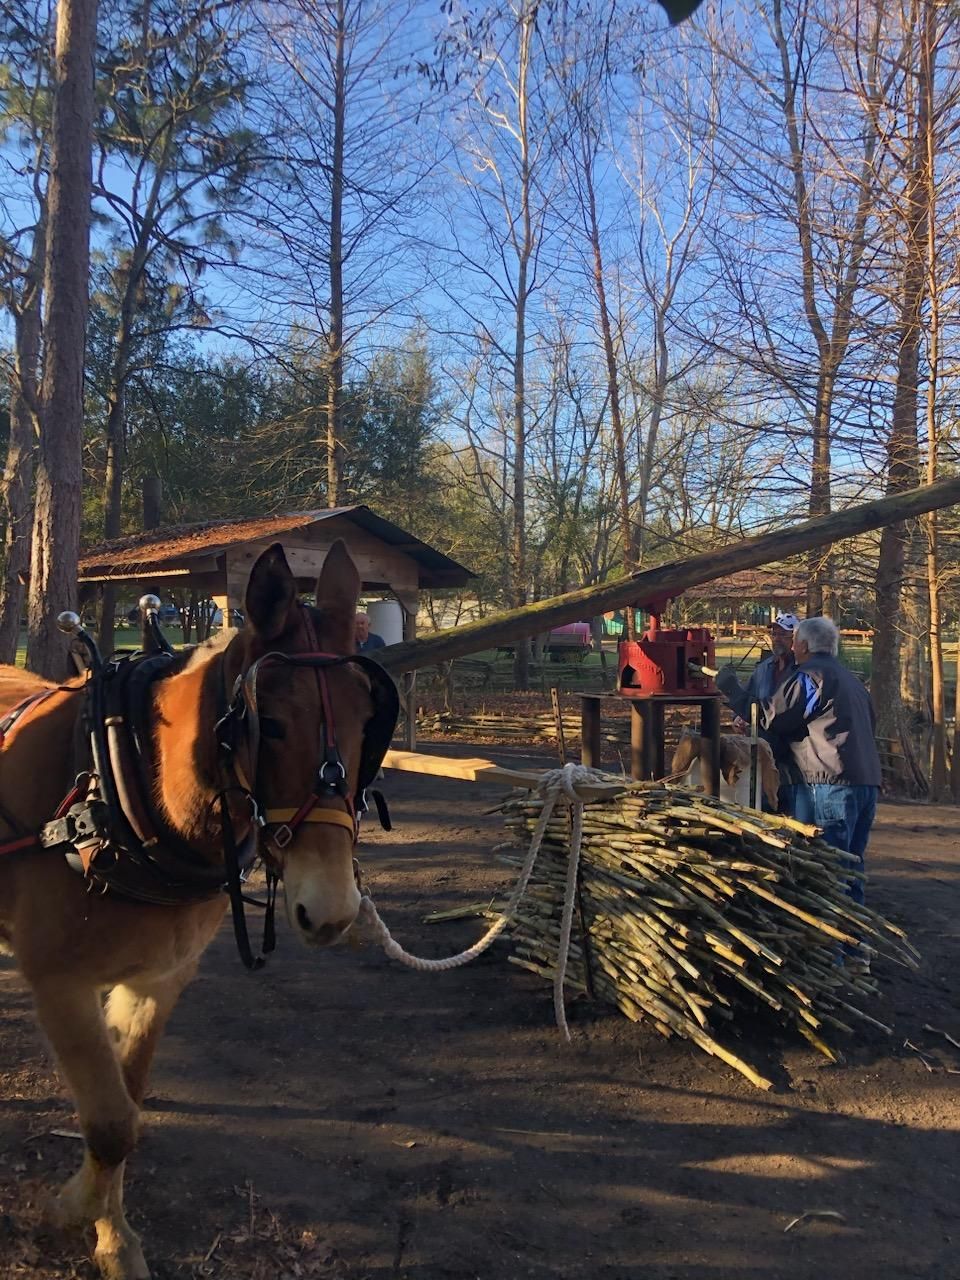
[260,717,286,740]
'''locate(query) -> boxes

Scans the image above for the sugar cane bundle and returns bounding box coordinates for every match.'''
[493,777,919,1090]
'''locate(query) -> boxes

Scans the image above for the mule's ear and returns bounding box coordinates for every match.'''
[315,539,361,653]
[245,543,298,641]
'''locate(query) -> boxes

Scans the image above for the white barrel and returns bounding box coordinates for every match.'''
[367,599,404,646]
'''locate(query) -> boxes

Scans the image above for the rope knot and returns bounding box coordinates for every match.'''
[351,761,617,1040]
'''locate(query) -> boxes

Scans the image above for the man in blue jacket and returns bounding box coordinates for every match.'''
[717,613,801,811]
[355,612,385,654]
[752,616,882,974]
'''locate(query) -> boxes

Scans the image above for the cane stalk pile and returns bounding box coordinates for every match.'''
[495,781,919,1090]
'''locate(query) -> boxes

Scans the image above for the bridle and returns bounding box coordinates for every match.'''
[214,604,399,966]
[0,602,399,970]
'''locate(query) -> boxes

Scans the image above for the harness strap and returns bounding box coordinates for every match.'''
[221,791,275,971]
[265,806,357,834]
[0,688,56,747]
[0,834,41,855]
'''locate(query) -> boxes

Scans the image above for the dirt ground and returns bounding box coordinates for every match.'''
[1,741,959,1280]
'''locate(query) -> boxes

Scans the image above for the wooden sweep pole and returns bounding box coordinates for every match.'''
[377,475,960,674]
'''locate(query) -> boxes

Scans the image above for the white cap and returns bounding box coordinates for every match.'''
[771,613,801,632]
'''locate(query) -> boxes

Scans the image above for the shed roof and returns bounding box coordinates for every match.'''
[79,507,474,588]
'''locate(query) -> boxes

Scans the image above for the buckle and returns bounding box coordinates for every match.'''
[271,823,294,849]
[39,800,110,849]
[317,756,347,797]
[245,794,265,828]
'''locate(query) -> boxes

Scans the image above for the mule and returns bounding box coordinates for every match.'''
[0,540,396,1280]
[670,726,781,810]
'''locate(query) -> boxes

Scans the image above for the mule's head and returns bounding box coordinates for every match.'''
[669,726,700,778]
[223,540,390,948]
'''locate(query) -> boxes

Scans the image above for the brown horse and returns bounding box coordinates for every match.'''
[0,540,395,1280]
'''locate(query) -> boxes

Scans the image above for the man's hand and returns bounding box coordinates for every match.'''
[714,662,741,695]
[732,715,749,735]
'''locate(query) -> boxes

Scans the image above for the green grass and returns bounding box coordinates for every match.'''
[11,623,189,669]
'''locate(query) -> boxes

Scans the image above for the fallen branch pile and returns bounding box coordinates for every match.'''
[419,709,644,751]
[420,709,629,744]
[495,782,919,1089]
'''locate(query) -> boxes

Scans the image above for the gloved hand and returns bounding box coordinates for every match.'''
[714,662,741,695]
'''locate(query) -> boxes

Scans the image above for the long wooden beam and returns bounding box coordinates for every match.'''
[382,748,623,797]
[376,474,960,674]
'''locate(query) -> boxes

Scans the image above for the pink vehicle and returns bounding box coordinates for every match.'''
[545,622,593,659]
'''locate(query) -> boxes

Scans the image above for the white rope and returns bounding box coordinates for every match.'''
[353,761,608,1040]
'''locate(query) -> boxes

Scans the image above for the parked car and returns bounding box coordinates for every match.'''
[210,607,245,628]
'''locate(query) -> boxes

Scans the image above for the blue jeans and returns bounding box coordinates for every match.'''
[792,783,878,906]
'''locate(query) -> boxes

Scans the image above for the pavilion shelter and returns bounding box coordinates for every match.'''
[79,507,474,748]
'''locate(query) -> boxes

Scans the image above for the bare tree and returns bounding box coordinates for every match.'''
[242,0,426,508]
[439,0,558,689]
[0,0,52,663]
[870,0,930,782]
[701,0,889,607]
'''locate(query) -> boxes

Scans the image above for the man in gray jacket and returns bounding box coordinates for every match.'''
[755,616,881,971]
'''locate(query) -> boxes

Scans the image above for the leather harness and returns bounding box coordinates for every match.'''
[0,610,399,968]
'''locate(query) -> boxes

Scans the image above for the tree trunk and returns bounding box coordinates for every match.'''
[510,6,535,693]
[871,0,928,777]
[951,633,960,802]
[325,0,346,507]
[922,0,946,799]
[635,307,669,567]
[580,129,634,637]
[98,299,137,657]
[26,0,98,678]
[97,141,169,659]
[806,368,835,615]
[898,537,927,722]
[0,219,45,664]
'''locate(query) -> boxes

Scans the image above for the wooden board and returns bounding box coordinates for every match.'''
[382,749,624,798]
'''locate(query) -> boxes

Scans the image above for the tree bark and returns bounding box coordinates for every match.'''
[579,129,634,636]
[0,219,45,664]
[871,0,927,772]
[377,473,960,673]
[510,5,535,692]
[922,0,946,798]
[26,0,98,678]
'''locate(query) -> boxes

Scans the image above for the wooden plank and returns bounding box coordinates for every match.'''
[376,473,960,674]
[381,749,623,796]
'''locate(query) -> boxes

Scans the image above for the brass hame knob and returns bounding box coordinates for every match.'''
[56,611,82,635]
